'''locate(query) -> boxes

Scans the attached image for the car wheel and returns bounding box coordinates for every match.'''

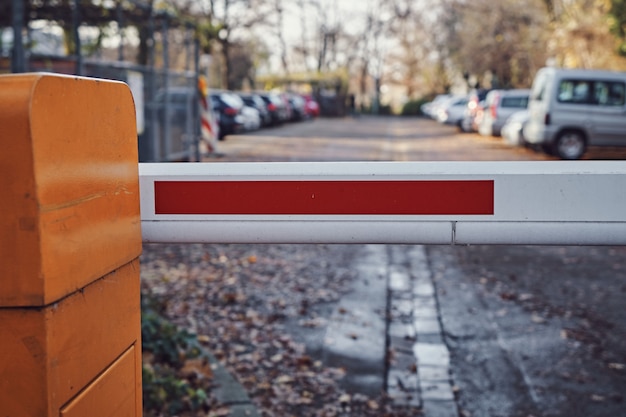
[459,118,471,132]
[553,130,586,160]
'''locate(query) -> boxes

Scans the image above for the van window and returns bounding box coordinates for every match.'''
[501,96,529,108]
[558,80,592,104]
[557,79,625,106]
[593,81,625,106]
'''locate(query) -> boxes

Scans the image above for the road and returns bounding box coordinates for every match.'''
[199,116,626,416]
[212,115,626,162]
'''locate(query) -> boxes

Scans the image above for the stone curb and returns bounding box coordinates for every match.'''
[386,246,459,417]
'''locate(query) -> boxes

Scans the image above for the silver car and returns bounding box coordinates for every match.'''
[501,110,529,146]
[478,89,530,137]
[435,95,469,128]
[524,67,626,159]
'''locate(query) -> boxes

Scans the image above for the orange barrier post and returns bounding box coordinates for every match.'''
[0,73,142,416]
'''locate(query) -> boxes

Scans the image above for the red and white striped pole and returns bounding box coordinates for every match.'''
[198,76,218,154]
[139,161,626,245]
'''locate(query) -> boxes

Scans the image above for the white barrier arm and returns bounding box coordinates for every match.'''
[139,161,626,245]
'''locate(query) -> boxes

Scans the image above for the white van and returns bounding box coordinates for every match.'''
[524,67,626,159]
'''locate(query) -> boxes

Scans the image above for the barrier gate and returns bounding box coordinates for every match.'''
[139,160,626,246]
[1,73,626,416]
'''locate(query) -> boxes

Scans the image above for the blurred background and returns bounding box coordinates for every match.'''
[2,0,626,161]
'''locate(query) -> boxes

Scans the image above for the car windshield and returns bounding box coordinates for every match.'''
[221,93,243,108]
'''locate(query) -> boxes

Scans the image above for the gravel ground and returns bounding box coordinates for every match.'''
[140,243,422,417]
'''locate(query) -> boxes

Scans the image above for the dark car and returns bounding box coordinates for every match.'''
[239,93,271,127]
[286,93,307,121]
[209,91,245,140]
[257,92,290,126]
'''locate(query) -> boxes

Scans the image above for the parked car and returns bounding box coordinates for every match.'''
[478,89,530,137]
[460,89,491,132]
[258,92,290,126]
[241,105,261,131]
[209,90,245,140]
[239,93,271,127]
[436,95,469,128]
[524,67,626,159]
[501,110,530,146]
[287,93,307,121]
[302,94,320,118]
[421,94,451,118]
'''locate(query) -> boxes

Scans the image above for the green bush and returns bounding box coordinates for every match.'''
[141,292,211,416]
[401,98,430,116]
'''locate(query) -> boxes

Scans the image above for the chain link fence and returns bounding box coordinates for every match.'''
[2,56,200,162]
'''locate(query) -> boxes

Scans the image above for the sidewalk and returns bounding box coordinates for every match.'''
[206,244,459,417]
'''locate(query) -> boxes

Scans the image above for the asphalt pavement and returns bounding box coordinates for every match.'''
[205,244,460,417]
[198,116,626,416]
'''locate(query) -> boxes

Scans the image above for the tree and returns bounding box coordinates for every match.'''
[205,0,271,89]
[546,0,626,69]
[436,0,548,89]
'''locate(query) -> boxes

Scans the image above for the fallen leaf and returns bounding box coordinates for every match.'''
[275,375,294,384]
[499,292,517,301]
[180,357,213,379]
[338,393,351,404]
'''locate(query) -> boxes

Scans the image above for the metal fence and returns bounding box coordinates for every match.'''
[2,56,201,162]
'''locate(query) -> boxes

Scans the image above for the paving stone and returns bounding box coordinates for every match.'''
[388,389,422,408]
[413,271,432,286]
[389,320,417,340]
[414,281,435,297]
[389,269,411,291]
[420,380,455,401]
[227,404,261,417]
[388,368,419,391]
[389,350,418,370]
[387,368,421,408]
[413,343,450,367]
[413,305,439,319]
[387,322,417,354]
[418,365,450,381]
[392,298,414,319]
[422,399,459,417]
[414,294,437,306]
[413,318,442,335]
[211,366,252,405]
[415,332,444,344]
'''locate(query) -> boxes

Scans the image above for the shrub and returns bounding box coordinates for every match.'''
[141,292,213,416]
[401,98,430,116]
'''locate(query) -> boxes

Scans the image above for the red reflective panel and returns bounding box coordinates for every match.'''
[154,180,494,216]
